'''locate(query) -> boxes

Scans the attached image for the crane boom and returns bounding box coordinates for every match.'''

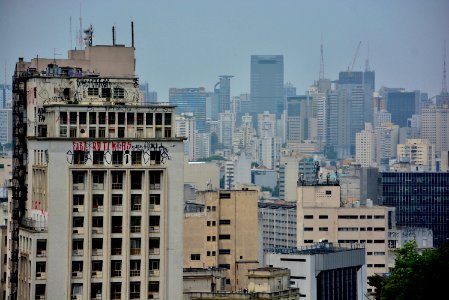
[350,41,362,72]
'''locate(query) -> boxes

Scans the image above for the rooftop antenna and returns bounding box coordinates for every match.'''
[53,48,61,64]
[69,16,73,50]
[348,41,362,75]
[112,25,116,45]
[319,33,324,80]
[442,40,447,94]
[131,21,135,48]
[77,3,84,50]
[365,42,371,72]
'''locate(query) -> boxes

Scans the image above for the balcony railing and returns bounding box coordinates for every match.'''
[149,248,160,255]
[92,249,103,256]
[149,226,160,233]
[72,271,83,278]
[130,269,140,277]
[130,226,141,233]
[72,249,83,256]
[111,248,122,255]
[111,270,121,277]
[130,248,141,255]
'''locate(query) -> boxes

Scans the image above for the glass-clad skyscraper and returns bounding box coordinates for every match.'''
[250,55,284,118]
[379,172,449,247]
[169,87,209,132]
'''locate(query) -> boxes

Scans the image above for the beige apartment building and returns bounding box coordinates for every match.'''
[397,138,436,171]
[184,190,259,291]
[296,183,392,294]
[9,38,185,300]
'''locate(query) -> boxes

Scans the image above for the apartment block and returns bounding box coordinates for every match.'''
[296,182,392,295]
[184,190,259,291]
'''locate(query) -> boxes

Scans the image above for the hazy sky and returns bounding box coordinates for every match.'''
[1,0,449,100]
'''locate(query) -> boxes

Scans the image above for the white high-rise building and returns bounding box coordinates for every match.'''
[218,110,235,150]
[9,44,184,300]
[257,111,276,138]
[0,109,12,145]
[176,112,197,160]
[397,139,436,171]
[421,105,449,157]
[356,123,376,167]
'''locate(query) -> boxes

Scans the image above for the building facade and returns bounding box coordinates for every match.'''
[184,190,259,292]
[379,172,449,247]
[9,46,184,300]
[250,55,284,118]
[169,87,209,132]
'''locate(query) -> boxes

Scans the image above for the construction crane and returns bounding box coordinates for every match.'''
[348,41,362,74]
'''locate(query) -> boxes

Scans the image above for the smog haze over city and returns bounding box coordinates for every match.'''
[1,0,449,99]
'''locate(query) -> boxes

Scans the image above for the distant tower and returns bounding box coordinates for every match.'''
[436,41,449,106]
[319,35,325,80]
[214,75,233,114]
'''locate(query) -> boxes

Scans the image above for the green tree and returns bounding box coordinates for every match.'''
[369,240,449,300]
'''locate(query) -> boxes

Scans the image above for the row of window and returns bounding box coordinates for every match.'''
[71,237,161,255]
[304,239,386,244]
[74,194,161,210]
[60,111,172,126]
[73,171,161,189]
[304,214,385,219]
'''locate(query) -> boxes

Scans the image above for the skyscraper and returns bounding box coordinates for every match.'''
[326,71,374,158]
[286,96,309,144]
[9,44,184,300]
[250,55,284,118]
[383,90,420,127]
[421,105,449,157]
[214,75,233,115]
[169,87,209,132]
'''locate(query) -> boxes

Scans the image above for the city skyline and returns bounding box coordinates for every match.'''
[1,0,449,101]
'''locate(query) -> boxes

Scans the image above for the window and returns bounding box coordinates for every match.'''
[108,112,116,124]
[118,113,125,125]
[338,215,358,219]
[127,113,135,125]
[374,227,385,231]
[207,236,216,242]
[304,227,313,231]
[218,264,230,269]
[148,282,159,293]
[131,195,142,211]
[219,234,230,240]
[113,87,125,98]
[149,172,161,189]
[112,194,123,206]
[304,240,314,243]
[70,127,77,137]
[92,171,104,184]
[111,172,124,189]
[146,113,153,125]
[92,261,103,272]
[374,215,385,219]
[165,113,172,125]
[111,261,122,277]
[112,151,123,165]
[73,195,84,206]
[304,215,313,219]
[149,216,160,227]
[60,112,67,124]
[130,171,143,189]
[73,217,84,228]
[93,151,104,165]
[132,151,142,165]
[219,219,231,225]
[79,112,87,124]
[87,87,99,96]
[89,112,96,124]
[130,216,141,233]
[325,190,332,195]
[374,240,385,243]
[130,282,140,299]
[130,260,141,277]
[130,238,141,255]
[101,88,111,98]
[219,249,230,255]
[155,113,162,125]
[137,113,144,125]
[190,254,201,260]
[149,194,160,206]
[150,150,161,164]
[73,151,86,164]
[111,238,122,255]
[149,259,160,271]
[111,216,122,233]
[319,227,328,231]
[89,128,96,138]
[92,216,103,228]
[319,215,328,219]
[98,112,106,124]
[98,127,106,137]
[70,112,77,124]
[92,195,103,211]
[219,193,231,199]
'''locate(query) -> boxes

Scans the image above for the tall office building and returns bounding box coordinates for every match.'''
[308,84,327,150]
[397,139,435,171]
[0,109,12,145]
[326,71,374,158]
[169,87,209,132]
[214,75,233,115]
[0,84,12,108]
[421,105,449,157]
[356,123,376,167]
[250,55,284,118]
[9,43,184,300]
[139,82,157,103]
[379,172,449,247]
[383,90,420,127]
[286,96,309,144]
[218,110,235,150]
[176,113,197,161]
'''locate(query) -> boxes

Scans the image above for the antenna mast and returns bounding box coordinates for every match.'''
[443,40,447,94]
[77,4,84,50]
[319,34,324,79]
